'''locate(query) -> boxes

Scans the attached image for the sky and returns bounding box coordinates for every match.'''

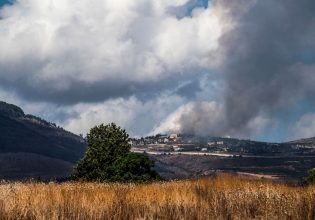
[0,0,315,142]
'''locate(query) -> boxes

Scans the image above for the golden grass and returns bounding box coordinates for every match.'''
[0,174,314,219]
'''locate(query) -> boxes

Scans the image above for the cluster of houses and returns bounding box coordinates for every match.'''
[130,134,227,153]
[293,144,315,149]
[130,134,315,155]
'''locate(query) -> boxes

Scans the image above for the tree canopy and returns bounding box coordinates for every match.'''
[72,123,160,182]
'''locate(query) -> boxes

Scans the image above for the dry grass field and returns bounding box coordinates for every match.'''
[0,174,314,220]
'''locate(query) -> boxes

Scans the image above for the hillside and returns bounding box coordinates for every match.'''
[132,134,315,181]
[0,101,86,180]
[0,153,73,180]
[1,100,315,181]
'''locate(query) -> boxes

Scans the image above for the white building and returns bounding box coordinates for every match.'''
[169,134,178,140]
[208,142,216,146]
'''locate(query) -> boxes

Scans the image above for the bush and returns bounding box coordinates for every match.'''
[72,123,160,182]
[303,168,315,186]
[110,152,160,182]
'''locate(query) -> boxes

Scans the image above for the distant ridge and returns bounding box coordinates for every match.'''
[288,137,315,145]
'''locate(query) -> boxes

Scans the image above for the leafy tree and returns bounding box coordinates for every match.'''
[303,168,315,186]
[72,123,160,182]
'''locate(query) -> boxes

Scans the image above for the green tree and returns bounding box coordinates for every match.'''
[72,123,160,182]
[303,168,315,186]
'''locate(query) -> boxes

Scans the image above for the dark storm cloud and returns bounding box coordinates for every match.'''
[166,0,315,138]
[0,70,205,104]
[221,0,315,135]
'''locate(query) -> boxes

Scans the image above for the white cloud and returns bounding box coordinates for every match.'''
[0,0,239,137]
[0,0,227,96]
[62,94,186,136]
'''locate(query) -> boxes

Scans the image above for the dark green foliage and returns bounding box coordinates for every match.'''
[303,168,315,186]
[111,152,160,182]
[72,123,159,182]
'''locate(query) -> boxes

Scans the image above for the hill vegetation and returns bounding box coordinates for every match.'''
[0,174,314,219]
[0,101,86,180]
[0,101,24,118]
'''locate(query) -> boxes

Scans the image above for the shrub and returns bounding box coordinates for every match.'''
[303,168,315,186]
[110,152,160,182]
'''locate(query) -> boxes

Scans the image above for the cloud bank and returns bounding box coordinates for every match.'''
[1,0,315,141]
[0,0,225,103]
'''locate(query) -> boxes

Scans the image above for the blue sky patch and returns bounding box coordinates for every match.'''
[0,0,14,8]
[169,0,209,19]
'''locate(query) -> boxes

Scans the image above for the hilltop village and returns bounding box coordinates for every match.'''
[130,134,315,156]
[131,134,227,153]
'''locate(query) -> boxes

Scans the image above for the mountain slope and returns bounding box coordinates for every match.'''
[0,101,87,180]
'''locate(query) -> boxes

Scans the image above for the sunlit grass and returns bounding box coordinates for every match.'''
[0,174,314,219]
